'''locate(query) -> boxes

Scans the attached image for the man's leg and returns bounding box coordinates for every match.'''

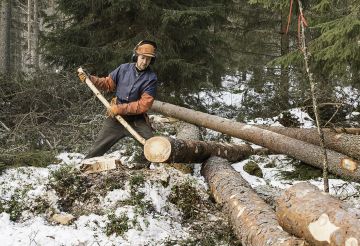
[85,117,127,159]
[129,118,154,140]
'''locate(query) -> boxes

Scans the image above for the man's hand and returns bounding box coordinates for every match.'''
[77,68,90,83]
[106,97,119,117]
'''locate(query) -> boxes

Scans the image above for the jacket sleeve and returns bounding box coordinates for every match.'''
[114,92,154,115]
[89,75,116,92]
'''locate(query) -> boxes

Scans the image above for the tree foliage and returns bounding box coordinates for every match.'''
[43,0,235,100]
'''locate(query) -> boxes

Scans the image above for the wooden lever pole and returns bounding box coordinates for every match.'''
[77,67,146,145]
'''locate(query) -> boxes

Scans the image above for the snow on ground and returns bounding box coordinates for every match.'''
[0,152,214,246]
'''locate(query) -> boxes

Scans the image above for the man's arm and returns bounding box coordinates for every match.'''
[110,92,154,115]
[89,75,116,92]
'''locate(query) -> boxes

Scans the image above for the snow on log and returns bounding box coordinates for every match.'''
[201,156,306,246]
[276,182,360,246]
[144,136,253,163]
[150,100,360,182]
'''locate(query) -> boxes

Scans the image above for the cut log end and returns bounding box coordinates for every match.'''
[341,159,358,172]
[144,136,172,163]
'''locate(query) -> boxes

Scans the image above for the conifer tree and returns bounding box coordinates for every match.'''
[43,0,235,102]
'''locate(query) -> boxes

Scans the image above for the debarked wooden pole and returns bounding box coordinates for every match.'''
[77,67,146,145]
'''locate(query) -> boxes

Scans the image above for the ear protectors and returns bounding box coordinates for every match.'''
[132,40,157,65]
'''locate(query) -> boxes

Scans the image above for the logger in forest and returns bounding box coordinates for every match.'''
[77,40,158,159]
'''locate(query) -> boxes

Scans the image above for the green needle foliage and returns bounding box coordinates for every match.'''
[43,0,235,101]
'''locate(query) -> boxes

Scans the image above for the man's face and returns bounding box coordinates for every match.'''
[136,55,152,71]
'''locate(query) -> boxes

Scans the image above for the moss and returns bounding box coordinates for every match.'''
[48,165,92,212]
[105,213,129,236]
[243,161,263,178]
[168,182,202,222]
[120,174,153,216]
[264,160,276,168]
[0,188,29,221]
[129,174,145,188]
[280,161,338,180]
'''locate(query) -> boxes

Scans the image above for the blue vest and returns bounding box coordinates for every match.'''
[109,63,157,103]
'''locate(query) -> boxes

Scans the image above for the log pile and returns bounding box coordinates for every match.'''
[147,102,360,246]
[201,156,306,246]
[150,100,360,182]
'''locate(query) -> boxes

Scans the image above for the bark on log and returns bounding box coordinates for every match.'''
[260,126,360,160]
[151,101,360,182]
[201,156,306,246]
[144,136,253,163]
[276,182,360,246]
[176,121,201,141]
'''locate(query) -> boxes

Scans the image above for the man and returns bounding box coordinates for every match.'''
[78,40,158,159]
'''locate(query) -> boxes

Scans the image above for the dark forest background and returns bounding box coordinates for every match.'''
[0,0,359,157]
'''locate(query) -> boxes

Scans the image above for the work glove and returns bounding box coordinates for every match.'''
[77,68,90,83]
[106,97,119,117]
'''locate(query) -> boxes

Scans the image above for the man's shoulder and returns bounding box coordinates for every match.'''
[145,67,157,80]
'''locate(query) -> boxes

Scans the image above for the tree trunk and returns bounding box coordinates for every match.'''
[278,9,290,109]
[260,126,360,160]
[276,182,360,245]
[150,101,360,182]
[27,0,32,67]
[144,136,253,163]
[32,0,39,69]
[0,0,12,74]
[201,156,306,246]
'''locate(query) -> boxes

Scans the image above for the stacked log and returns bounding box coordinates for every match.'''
[144,136,253,163]
[151,100,360,182]
[260,126,360,160]
[276,182,360,245]
[201,156,306,246]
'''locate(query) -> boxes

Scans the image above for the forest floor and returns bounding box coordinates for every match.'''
[1,77,360,246]
[0,112,359,246]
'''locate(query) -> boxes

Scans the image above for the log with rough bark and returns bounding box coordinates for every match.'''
[151,101,360,182]
[201,156,306,246]
[144,136,253,163]
[259,126,360,160]
[276,182,360,246]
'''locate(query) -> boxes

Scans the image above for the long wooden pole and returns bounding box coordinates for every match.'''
[77,67,146,145]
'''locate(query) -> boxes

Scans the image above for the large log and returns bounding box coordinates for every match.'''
[276,182,360,245]
[201,156,306,246]
[144,136,253,163]
[259,126,360,160]
[151,101,360,182]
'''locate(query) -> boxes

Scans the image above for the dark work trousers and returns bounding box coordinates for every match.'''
[85,116,153,159]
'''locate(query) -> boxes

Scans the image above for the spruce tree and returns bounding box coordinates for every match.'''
[43,0,235,104]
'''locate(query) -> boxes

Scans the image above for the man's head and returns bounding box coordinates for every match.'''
[133,40,157,71]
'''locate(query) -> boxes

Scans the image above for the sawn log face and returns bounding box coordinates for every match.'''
[201,156,306,246]
[144,136,253,163]
[151,100,360,182]
[276,182,360,246]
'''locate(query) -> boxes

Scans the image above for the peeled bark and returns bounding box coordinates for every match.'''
[201,156,306,246]
[276,182,360,245]
[261,126,360,161]
[151,101,360,182]
[144,136,253,163]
